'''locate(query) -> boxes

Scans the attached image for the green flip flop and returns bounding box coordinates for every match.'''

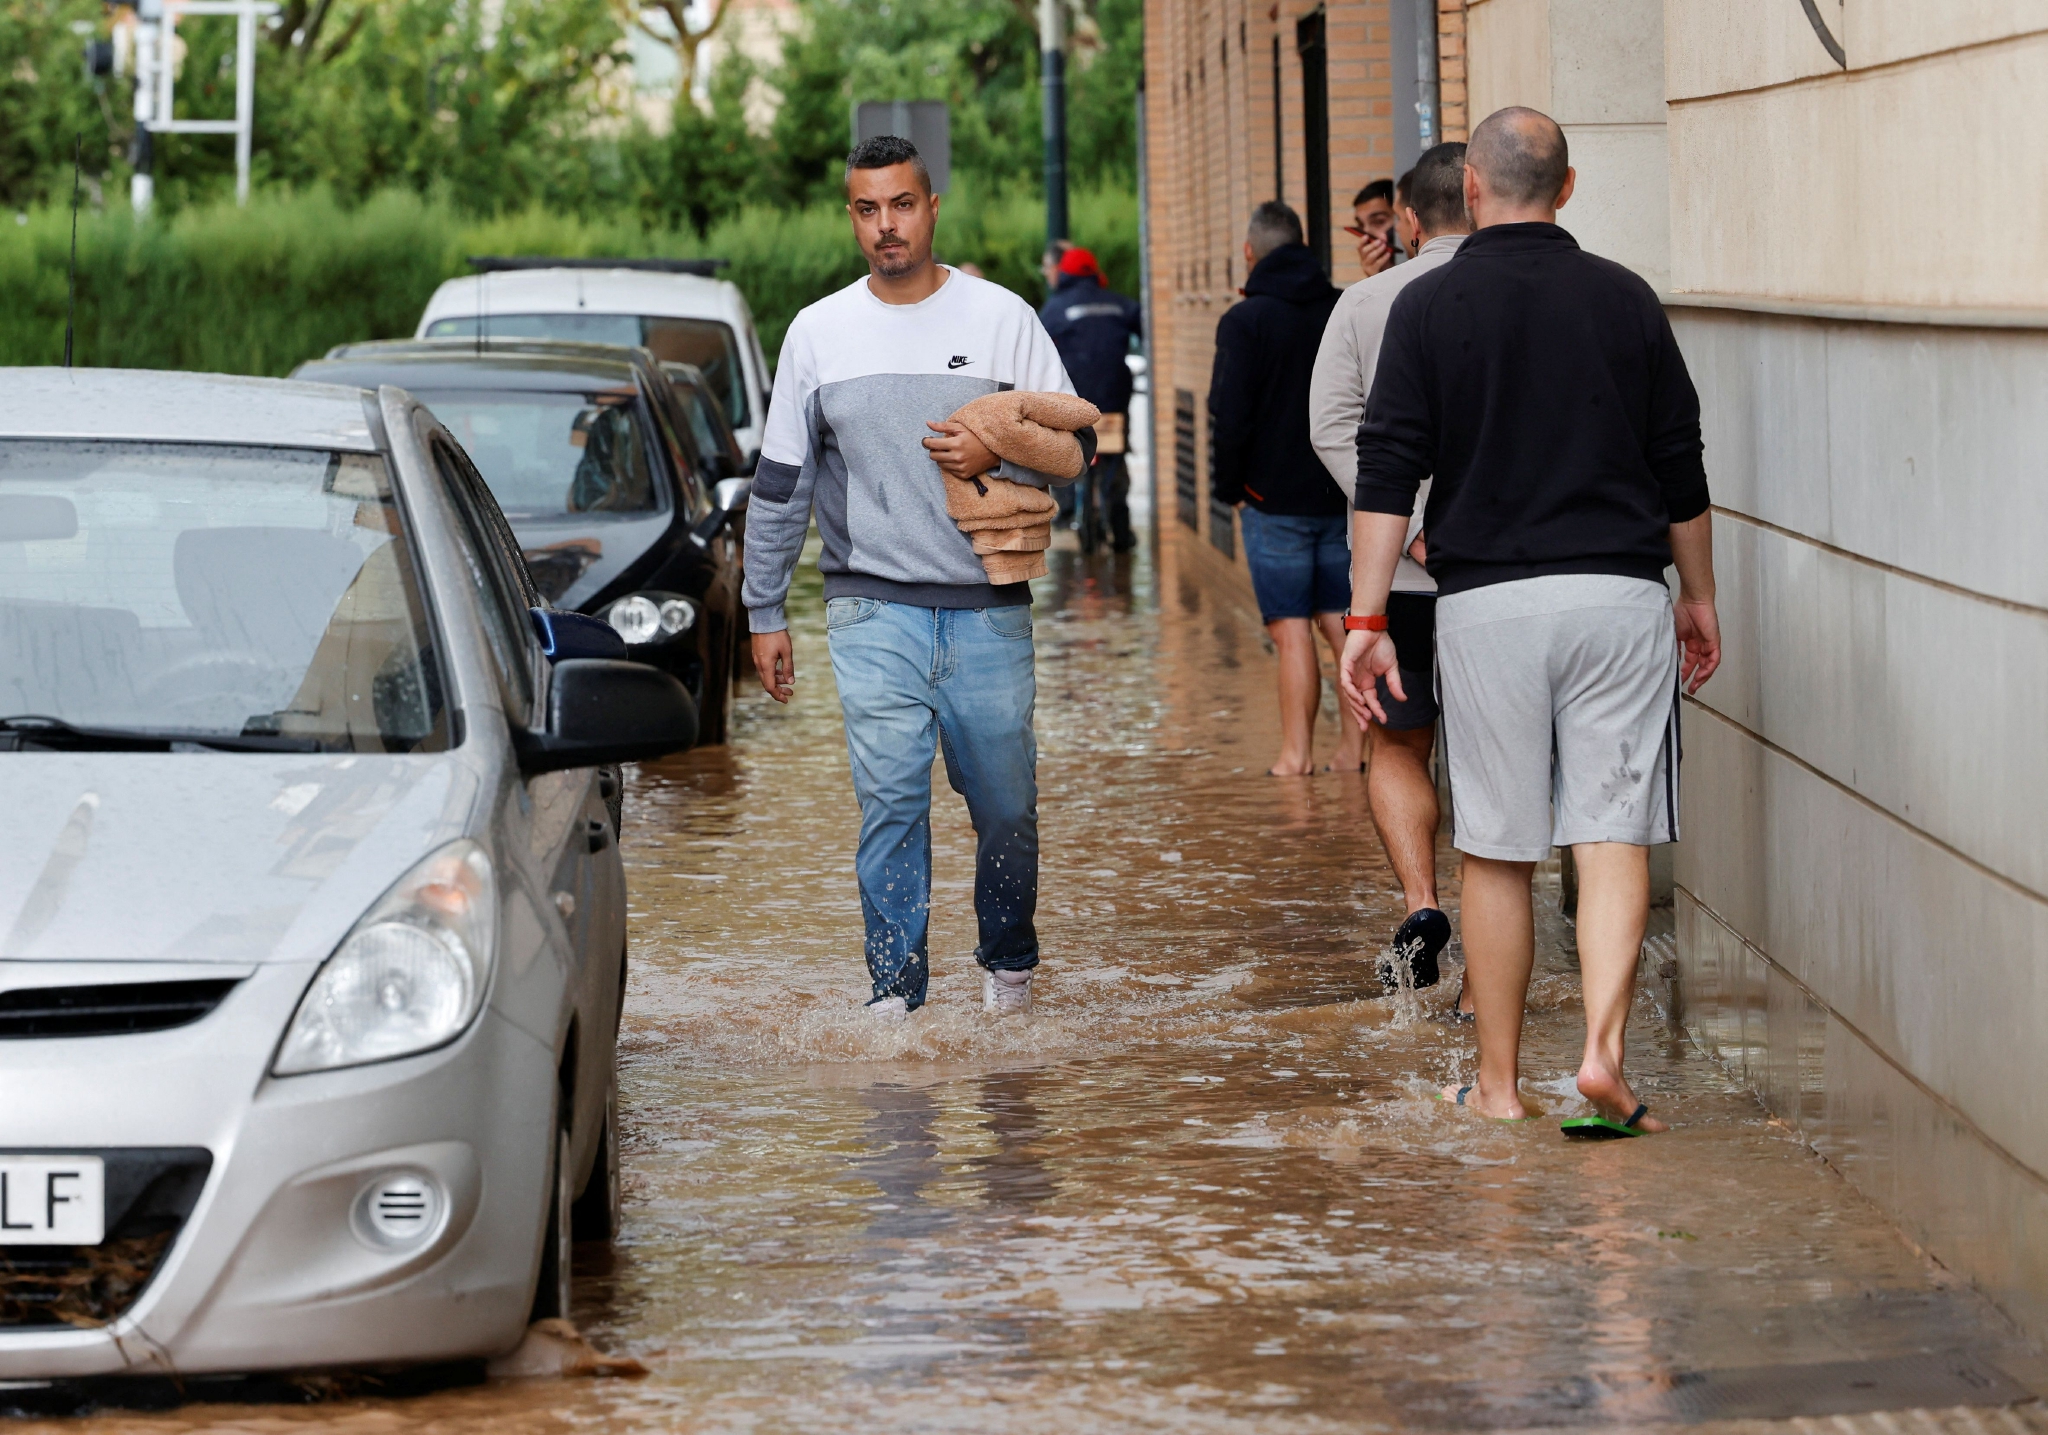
[1560,1103,1651,1140]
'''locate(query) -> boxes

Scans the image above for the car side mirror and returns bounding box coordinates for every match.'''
[691,477,752,548]
[713,476,751,514]
[529,607,626,661]
[516,659,698,773]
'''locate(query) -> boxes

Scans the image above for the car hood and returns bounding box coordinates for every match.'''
[511,512,671,609]
[0,753,473,967]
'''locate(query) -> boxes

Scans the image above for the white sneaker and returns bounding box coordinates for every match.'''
[982,969,1033,1016]
[864,995,909,1023]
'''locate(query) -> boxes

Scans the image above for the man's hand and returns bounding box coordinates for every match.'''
[752,630,796,704]
[1667,512,1720,694]
[1338,629,1405,727]
[922,421,1000,481]
[1356,231,1395,277]
[1674,596,1721,694]
[1407,530,1427,567]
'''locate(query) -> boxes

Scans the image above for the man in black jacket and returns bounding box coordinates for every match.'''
[1041,245,1143,550]
[1338,107,1723,1136]
[1208,201,1356,776]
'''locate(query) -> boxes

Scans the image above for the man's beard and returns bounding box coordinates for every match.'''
[871,240,921,278]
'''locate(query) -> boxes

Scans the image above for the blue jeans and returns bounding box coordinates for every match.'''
[1238,507,1352,622]
[826,598,1039,1009]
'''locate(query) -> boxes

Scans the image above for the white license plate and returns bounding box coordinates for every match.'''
[0,1156,105,1245]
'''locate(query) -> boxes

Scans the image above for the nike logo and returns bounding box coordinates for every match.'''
[947,355,970,369]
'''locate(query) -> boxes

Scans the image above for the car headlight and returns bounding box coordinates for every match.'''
[274,840,495,1076]
[603,591,696,646]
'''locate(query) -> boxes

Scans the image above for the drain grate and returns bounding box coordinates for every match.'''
[1388,1352,2033,1429]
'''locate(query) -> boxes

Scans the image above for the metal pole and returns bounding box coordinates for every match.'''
[1416,0,1439,152]
[131,12,158,213]
[234,0,255,204]
[1038,0,1067,243]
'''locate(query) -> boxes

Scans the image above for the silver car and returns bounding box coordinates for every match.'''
[0,370,694,1377]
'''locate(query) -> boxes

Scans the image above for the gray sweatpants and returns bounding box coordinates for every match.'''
[1435,574,1679,862]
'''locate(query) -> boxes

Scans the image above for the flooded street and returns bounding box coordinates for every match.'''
[33,507,2047,1432]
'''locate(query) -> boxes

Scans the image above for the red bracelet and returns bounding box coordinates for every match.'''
[1343,614,1388,632]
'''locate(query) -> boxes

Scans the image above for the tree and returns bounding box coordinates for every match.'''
[612,0,735,101]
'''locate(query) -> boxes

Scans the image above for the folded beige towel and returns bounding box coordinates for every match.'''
[939,390,1101,583]
[970,527,1053,554]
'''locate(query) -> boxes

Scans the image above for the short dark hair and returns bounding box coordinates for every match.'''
[1246,200,1304,261]
[1467,107,1569,207]
[1352,179,1394,209]
[1394,169,1415,206]
[845,134,932,195]
[1406,141,1470,234]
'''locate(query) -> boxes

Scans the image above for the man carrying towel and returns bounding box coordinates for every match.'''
[1339,108,1721,1133]
[744,135,1090,1022]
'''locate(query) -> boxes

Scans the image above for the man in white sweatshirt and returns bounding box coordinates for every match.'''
[1307,141,1473,1010]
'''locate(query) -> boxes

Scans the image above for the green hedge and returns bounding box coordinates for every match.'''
[0,182,1138,377]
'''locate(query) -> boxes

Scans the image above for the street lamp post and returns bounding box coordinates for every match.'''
[1038,0,1067,245]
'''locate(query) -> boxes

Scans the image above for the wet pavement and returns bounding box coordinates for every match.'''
[29,507,2047,1432]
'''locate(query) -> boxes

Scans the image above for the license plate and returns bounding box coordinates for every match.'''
[0,1157,105,1245]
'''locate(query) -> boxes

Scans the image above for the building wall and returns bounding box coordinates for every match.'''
[1664,2,2048,1339]
[1143,0,1396,577]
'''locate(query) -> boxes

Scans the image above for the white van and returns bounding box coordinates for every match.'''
[415,260,773,466]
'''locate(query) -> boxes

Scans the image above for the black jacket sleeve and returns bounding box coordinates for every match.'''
[1644,308,1710,524]
[1353,288,1433,514]
[1206,308,1255,506]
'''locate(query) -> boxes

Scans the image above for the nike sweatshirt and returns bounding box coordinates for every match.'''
[742,268,1089,634]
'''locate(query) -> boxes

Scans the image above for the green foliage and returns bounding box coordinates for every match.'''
[0,0,120,211]
[0,179,1136,374]
[1068,0,1143,186]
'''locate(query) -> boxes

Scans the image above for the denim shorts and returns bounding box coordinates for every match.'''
[1239,507,1351,622]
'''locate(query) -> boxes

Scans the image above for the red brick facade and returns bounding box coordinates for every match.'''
[1142,0,1463,585]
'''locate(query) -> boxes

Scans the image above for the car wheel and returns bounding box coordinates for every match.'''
[570,1067,622,1243]
[529,1115,573,1322]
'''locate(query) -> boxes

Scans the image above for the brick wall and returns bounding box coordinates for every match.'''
[1143,0,1398,576]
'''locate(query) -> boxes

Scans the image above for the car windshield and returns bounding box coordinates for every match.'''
[415,390,661,520]
[425,312,750,428]
[0,441,447,752]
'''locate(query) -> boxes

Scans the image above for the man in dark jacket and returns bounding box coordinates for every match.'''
[1207,201,1355,776]
[1339,107,1723,1134]
[1040,246,1143,549]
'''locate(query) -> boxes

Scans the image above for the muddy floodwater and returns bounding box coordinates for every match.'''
[33,512,2047,1433]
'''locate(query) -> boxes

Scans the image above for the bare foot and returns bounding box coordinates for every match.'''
[1268,756,1315,777]
[1440,1079,1534,1121]
[1575,1061,1668,1132]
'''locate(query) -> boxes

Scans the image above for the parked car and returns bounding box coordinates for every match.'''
[0,368,695,1377]
[661,360,749,486]
[293,339,748,745]
[414,259,771,469]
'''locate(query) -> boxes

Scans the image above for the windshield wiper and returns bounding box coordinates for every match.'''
[0,715,329,754]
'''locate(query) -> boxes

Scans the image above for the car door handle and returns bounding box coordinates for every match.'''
[586,818,612,854]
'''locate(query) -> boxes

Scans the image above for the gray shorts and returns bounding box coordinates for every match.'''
[1436,575,1679,861]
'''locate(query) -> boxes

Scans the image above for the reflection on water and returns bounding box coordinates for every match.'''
[33,527,2043,1433]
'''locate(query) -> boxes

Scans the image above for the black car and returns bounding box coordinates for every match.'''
[294,339,748,743]
[661,360,751,485]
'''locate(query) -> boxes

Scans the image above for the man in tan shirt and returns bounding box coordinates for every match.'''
[1308,141,1473,1009]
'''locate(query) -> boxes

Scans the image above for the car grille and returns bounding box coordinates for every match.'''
[0,979,240,1039]
[0,1149,211,1329]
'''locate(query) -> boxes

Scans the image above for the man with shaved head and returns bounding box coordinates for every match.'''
[1338,107,1723,1139]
